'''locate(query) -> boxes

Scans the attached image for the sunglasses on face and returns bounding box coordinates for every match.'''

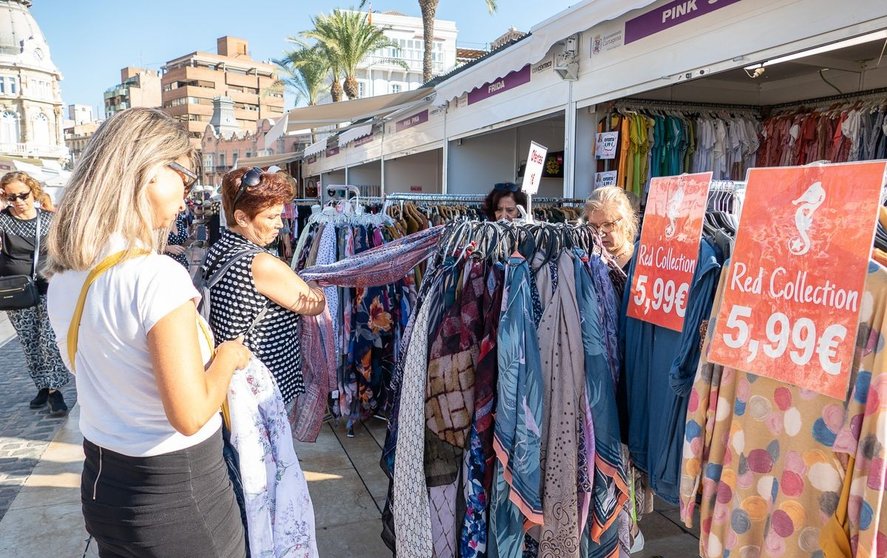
[167,162,198,197]
[493,182,520,193]
[3,191,31,203]
[232,167,264,207]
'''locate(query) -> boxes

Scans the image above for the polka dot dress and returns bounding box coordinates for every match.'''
[204,229,304,402]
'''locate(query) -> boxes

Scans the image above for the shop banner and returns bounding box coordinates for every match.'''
[395,110,429,133]
[595,171,617,188]
[467,64,531,105]
[625,0,742,44]
[595,131,619,160]
[521,141,548,196]
[325,146,340,157]
[708,162,887,400]
[627,172,712,331]
[353,134,374,147]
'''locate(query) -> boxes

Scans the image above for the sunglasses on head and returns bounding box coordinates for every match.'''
[494,182,520,193]
[3,191,31,202]
[167,162,198,197]
[232,167,264,207]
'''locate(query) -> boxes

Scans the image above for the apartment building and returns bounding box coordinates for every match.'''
[161,37,284,146]
[103,67,161,117]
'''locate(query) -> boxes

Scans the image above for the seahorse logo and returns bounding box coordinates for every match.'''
[665,185,685,239]
[788,181,826,256]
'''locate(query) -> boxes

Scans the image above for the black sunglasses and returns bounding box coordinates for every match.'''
[494,182,520,193]
[232,167,264,207]
[3,191,31,202]
[168,162,198,196]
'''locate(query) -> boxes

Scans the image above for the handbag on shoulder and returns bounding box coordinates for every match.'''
[0,211,42,311]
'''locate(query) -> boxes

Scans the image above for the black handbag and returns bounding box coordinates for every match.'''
[0,211,42,311]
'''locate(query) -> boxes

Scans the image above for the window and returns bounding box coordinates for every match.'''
[391,83,401,93]
[31,112,50,145]
[0,111,19,144]
[0,78,5,95]
[203,154,214,170]
[218,154,226,169]
[9,77,16,95]
[232,150,239,167]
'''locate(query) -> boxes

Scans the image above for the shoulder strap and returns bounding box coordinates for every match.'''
[67,249,150,372]
[203,244,262,288]
[31,210,40,279]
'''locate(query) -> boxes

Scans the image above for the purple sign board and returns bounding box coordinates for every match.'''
[325,146,340,157]
[467,64,531,105]
[625,0,742,44]
[396,110,429,133]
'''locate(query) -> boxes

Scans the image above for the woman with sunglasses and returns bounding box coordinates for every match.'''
[584,186,640,271]
[484,182,529,221]
[202,167,325,407]
[0,171,70,416]
[45,108,250,557]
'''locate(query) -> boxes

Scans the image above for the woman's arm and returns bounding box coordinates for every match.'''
[147,300,251,436]
[252,252,326,316]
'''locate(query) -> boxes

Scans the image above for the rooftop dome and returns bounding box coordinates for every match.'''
[0,0,60,75]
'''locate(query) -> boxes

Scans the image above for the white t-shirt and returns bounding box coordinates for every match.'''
[47,236,220,457]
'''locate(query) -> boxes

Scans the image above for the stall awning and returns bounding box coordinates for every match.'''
[303,140,327,157]
[338,123,374,145]
[285,88,433,131]
[434,0,659,103]
[237,151,303,168]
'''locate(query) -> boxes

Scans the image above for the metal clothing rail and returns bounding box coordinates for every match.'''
[767,87,887,111]
[611,97,761,114]
[383,193,588,205]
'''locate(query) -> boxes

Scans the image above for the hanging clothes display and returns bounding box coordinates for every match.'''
[292,199,418,434]
[680,260,887,558]
[382,220,631,558]
[597,103,761,197]
[226,357,319,558]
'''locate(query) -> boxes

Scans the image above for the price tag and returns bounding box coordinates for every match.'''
[521,141,547,195]
[595,131,619,160]
[627,172,711,331]
[595,171,617,188]
[709,162,887,399]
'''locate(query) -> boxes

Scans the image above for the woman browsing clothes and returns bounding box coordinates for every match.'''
[45,108,250,557]
[483,181,528,221]
[584,186,640,271]
[0,171,70,416]
[203,167,325,405]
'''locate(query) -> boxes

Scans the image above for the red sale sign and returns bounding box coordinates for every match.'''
[627,172,712,331]
[708,162,887,400]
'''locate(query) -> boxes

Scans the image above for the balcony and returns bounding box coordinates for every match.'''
[0,142,69,160]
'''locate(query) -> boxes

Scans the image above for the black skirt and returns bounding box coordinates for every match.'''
[81,428,246,558]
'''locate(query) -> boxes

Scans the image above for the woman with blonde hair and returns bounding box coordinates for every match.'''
[584,186,640,270]
[45,107,249,557]
[0,171,69,415]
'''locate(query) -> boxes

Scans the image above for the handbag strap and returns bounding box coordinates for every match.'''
[67,249,150,372]
[31,210,40,280]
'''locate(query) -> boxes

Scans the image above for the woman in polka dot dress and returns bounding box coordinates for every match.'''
[203,167,326,405]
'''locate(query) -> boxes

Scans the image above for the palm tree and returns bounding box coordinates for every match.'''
[273,44,330,107]
[303,9,407,100]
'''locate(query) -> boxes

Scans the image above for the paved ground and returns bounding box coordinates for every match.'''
[0,313,76,522]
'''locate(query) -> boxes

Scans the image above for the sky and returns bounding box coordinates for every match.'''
[31,0,577,116]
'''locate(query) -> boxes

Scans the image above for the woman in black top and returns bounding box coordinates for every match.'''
[0,172,69,416]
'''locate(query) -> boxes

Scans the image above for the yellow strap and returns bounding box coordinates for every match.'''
[67,249,150,372]
[196,317,231,430]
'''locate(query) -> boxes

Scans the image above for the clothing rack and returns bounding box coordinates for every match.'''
[766,86,887,111]
[384,193,485,204]
[611,97,761,115]
[292,198,321,206]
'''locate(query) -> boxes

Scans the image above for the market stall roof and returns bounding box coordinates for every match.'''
[338,123,374,145]
[285,88,433,132]
[237,151,303,168]
[433,0,659,103]
[303,140,328,157]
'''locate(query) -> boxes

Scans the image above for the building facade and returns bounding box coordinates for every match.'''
[67,103,93,125]
[162,37,284,146]
[103,67,161,118]
[353,11,458,98]
[63,120,99,165]
[0,0,68,165]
